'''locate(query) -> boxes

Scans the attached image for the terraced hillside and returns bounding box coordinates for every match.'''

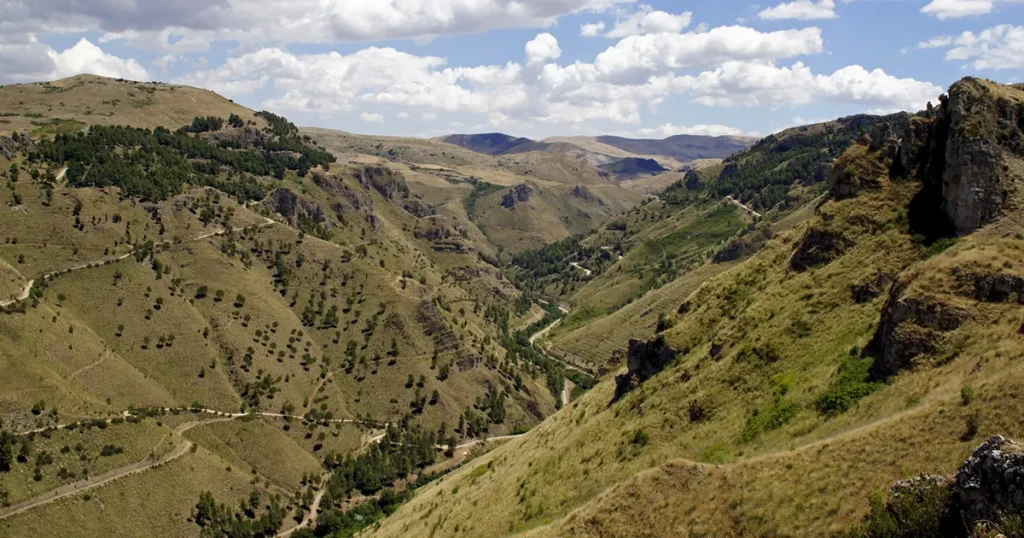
[369,78,1024,537]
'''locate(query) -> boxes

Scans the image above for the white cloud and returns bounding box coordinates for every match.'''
[918,36,955,48]
[580,21,606,36]
[942,25,1024,69]
[360,112,384,123]
[675,61,941,113]
[421,112,438,121]
[759,0,838,20]
[0,36,148,83]
[525,33,561,66]
[633,123,753,137]
[3,0,634,52]
[921,0,994,19]
[396,112,410,119]
[604,6,693,37]
[592,26,824,83]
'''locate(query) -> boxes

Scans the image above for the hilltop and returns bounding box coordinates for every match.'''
[369,77,1024,537]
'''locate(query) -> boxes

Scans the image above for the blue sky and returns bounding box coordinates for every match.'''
[1,0,1022,140]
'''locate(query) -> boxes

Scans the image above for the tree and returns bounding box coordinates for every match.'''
[215,289,225,302]
[430,389,440,406]
[195,285,208,299]
[0,432,14,472]
[228,114,244,128]
[234,294,246,308]
[56,293,66,305]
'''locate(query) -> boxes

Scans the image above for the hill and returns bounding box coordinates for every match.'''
[369,77,1024,537]
[0,76,585,537]
[439,132,756,171]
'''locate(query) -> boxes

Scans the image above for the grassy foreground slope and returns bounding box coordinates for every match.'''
[369,78,1024,537]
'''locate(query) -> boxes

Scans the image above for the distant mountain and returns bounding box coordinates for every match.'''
[436,133,547,155]
[597,157,668,176]
[593,134,755,162]
[438,132,756,167]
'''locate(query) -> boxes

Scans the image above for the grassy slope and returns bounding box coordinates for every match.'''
[370,135,1024,537]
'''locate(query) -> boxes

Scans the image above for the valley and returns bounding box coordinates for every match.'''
[1,72,1024,538]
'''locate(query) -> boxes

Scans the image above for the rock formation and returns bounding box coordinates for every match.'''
[613,337,677,402]
[501,184,535,209]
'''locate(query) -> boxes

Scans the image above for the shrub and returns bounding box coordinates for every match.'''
[632,429,649,447]
[817,356,883,417]
[739,398,799,443]
[960,386,976,407]
[845,479,954,538]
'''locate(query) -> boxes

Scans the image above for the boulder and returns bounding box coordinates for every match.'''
[355,165,409,200]
[268,188,329,228]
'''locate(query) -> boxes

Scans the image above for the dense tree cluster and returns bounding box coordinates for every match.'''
[322,425,437,497]
[192,490,286,538]
[28,113,334,201]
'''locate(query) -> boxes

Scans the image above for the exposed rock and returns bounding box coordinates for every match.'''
[416,301,459,353]
[501,184,534,209]
[456,353,482,372]
[867,281,969,378]
[954,436,1024,528]
[431,240,475,254]
[267,188,329,228]
[572,185,605,206]
[714,227,773,263]
[850,272,895,303]
[953,264,1024,303]
[790,227,854,271]
[402,200,436,218]
[613,337,677,402]
[355,165,409,200]
[0,133,32,159]
[684,169,704,191]
[207,126,267,147]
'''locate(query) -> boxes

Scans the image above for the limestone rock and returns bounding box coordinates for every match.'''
[613,337,677,402]
[790,227,854,272]
[501,184,535,209]
[954,436,1024,527]
[355,165,409,200]
[268,188,329,228]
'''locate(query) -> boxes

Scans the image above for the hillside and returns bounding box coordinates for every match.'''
[369,78,1024,537]
[0,76,581,537]
[439,132,755,171]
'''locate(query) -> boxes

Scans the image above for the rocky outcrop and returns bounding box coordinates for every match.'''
[613,337,677,402]
[867,281,968,378]
[0,133,32,159]
[402,200,436,218]
[895,78,1024,235]
[207,126,267,147]
[572,185,605,206]
[313,171,380,231]
[501,184,534,209]
[684,169,704,191]
[714,227,773,263]
[849,272,895,304]
[873,436,1024,534]
[268,188,330,228]
[790,227,854,271]
[953,264,1024,303]
[431,240,474,254]
[954,436,1024,527]
[416,301,459,353]
[355,165,409,200]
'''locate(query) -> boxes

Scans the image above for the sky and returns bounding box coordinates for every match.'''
[0,0,1022,140]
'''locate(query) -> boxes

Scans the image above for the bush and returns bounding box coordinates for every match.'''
[817,357,883,417]
[960,386,976,407]
[739,399,799,443]
[632,429,649,447]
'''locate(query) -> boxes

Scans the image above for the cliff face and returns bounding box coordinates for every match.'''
[897,78,1024,236]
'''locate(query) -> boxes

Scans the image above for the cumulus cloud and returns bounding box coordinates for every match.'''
[921,0,995,19]
[580,21,606,36]
[941,25,1024,69]
[0,35,148,83]
[525,33,562,66]
[1,0,633,51]
[675,62,941,113]
[592,26,824,83]
[918,36,955,48]
[759,0,838,20]
[604,6,693,37]
[360,112,384,123]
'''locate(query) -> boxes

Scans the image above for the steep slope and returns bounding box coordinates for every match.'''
[0,77,572,537]
[369,77,1024,537]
